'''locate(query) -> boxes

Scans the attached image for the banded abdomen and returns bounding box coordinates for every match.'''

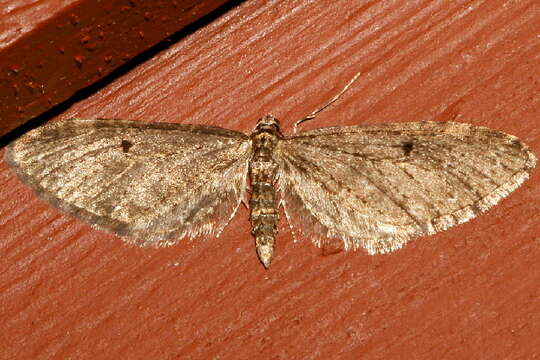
[249,115,281,268]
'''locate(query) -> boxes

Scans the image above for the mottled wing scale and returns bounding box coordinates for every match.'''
[6,119,251,246]
[5,117,536,265]
[276,121,536,254]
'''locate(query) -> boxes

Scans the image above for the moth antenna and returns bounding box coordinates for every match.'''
[293,71,362,133]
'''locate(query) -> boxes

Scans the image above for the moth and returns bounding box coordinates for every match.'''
[5,73,536,268]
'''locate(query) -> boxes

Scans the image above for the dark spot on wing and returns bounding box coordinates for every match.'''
[121,140,133,153]
[402,140,414,156]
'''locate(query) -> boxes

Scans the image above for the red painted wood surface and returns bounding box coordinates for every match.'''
[0,0,233,136]
[1,1,539,359]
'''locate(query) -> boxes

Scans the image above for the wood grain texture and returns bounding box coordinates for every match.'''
[1,0,539,359]
[0,0,234,136]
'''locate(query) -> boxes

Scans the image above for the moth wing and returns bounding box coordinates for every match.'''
[276,121,536,254]
[6,119,252,246]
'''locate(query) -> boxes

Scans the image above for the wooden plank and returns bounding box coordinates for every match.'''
[0,0,235,136]
[1,0,539,359]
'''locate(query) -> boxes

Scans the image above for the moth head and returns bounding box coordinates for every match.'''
[254,114,281,134]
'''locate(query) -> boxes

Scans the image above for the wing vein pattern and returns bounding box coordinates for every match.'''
[276,121,536,254]
[6,119,251,246]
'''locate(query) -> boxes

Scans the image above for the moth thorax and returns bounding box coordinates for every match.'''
[251,133,279,165]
